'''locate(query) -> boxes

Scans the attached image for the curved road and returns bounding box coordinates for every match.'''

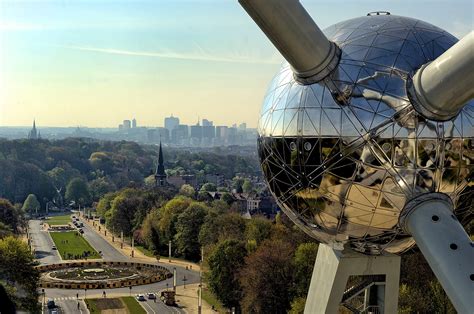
[29,216,198,314]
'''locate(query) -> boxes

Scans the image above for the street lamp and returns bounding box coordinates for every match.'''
[84,288,87,299]
[182,275,187,289]
[42,289,45,306]
[129,286,132,296]
[168,240,172,262]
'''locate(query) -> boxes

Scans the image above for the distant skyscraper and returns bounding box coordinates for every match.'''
[164,115,179,132]
[28,120,39,140]
[123,120,131,129]
[154,141,167,187]
[202,119,213,127]
[190,125,203,139]
[132,118,137,128]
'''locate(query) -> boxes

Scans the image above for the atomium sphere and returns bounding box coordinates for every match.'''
[258,14,473,255]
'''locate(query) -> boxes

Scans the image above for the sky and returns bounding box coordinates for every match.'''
[0,0,472,128]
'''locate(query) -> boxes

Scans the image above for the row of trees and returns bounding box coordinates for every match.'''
[110,187,456,313]
[0,138,260,210]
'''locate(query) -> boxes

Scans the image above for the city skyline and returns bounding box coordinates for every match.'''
[1,0,472,128]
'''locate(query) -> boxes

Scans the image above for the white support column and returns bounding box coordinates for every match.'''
[402,193,474,313]
[304,244,400,314]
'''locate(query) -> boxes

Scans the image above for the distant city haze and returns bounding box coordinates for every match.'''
[1,0,472,128]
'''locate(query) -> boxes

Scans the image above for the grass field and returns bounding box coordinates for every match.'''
[49,231,101,259]
[121,296,146,314]
[47,214,72,226]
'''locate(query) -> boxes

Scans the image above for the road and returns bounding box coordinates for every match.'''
[29,215,198,313]
[29,220,62,265]
[79,219,128,261]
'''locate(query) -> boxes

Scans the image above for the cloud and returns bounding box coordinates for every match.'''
[62,45,281,65]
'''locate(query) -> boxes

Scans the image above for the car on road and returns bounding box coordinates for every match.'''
[49,309,58,314]
[147,293,156,300]
[51,246,57,250]
[78,229,84,234]
[79,222,84,227]
[136,294,146,301]
[46,299,56,309]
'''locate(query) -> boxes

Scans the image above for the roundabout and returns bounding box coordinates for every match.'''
[37,261,172,289]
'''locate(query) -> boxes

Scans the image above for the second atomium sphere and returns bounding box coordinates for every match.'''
[258,14,474,255]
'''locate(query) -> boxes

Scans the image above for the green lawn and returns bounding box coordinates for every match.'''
[47,214,72,226]
[121,296,146,314]
[50,231,101,259]
[84,299,100,314]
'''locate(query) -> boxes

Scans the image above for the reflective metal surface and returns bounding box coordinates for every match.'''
[257,15,474,254]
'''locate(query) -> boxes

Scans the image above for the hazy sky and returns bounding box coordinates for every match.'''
[1,0,472,128]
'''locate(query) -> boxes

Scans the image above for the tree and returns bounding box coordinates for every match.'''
[179,184,195,198]
[89,177,116,201]
[239,238,295,314]
[174,202,208,261]
[0,236,40,313]
[158,196,192,242]
[0,199,23,233]
[142,208,161,255]
[65,178,90,207]
[245,216,272,245]
[289,297,306,314]
[293,242,318,296]
[200,183,217,192]
[208,240,247,309]
[242,179,253,193]
[199,212,246,247]
[21,194,40,213]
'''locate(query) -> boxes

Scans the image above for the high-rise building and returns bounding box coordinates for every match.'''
[132,118,137,128]
[190,125,203,139]
[164,115,179,132]
[202,125,215,139]
[171,124,189,143]
[123,120,131,129]
[202,119,213,127]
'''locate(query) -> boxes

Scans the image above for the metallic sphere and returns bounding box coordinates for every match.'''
[257,14,473,254]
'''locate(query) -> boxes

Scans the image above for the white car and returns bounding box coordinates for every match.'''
[147,293,156,300]
[136,294,146,301]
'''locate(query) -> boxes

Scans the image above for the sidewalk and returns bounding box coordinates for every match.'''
[80,214,201,271]
[169,283,215,314]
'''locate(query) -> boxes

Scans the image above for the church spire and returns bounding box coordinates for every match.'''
[155,141,166,186]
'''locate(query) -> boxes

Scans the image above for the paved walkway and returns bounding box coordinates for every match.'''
[169,283,215,314]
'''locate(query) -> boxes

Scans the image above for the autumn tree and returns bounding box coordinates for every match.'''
[239,238,295,314]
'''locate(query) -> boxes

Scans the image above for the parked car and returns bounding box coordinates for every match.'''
[136,294,146,301]
[51,246,57,250]
[78,229,84,234]
[79,222,84,227]
[147,293,156,300]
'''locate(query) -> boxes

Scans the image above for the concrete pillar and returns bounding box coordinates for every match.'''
[304,244,400,314]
